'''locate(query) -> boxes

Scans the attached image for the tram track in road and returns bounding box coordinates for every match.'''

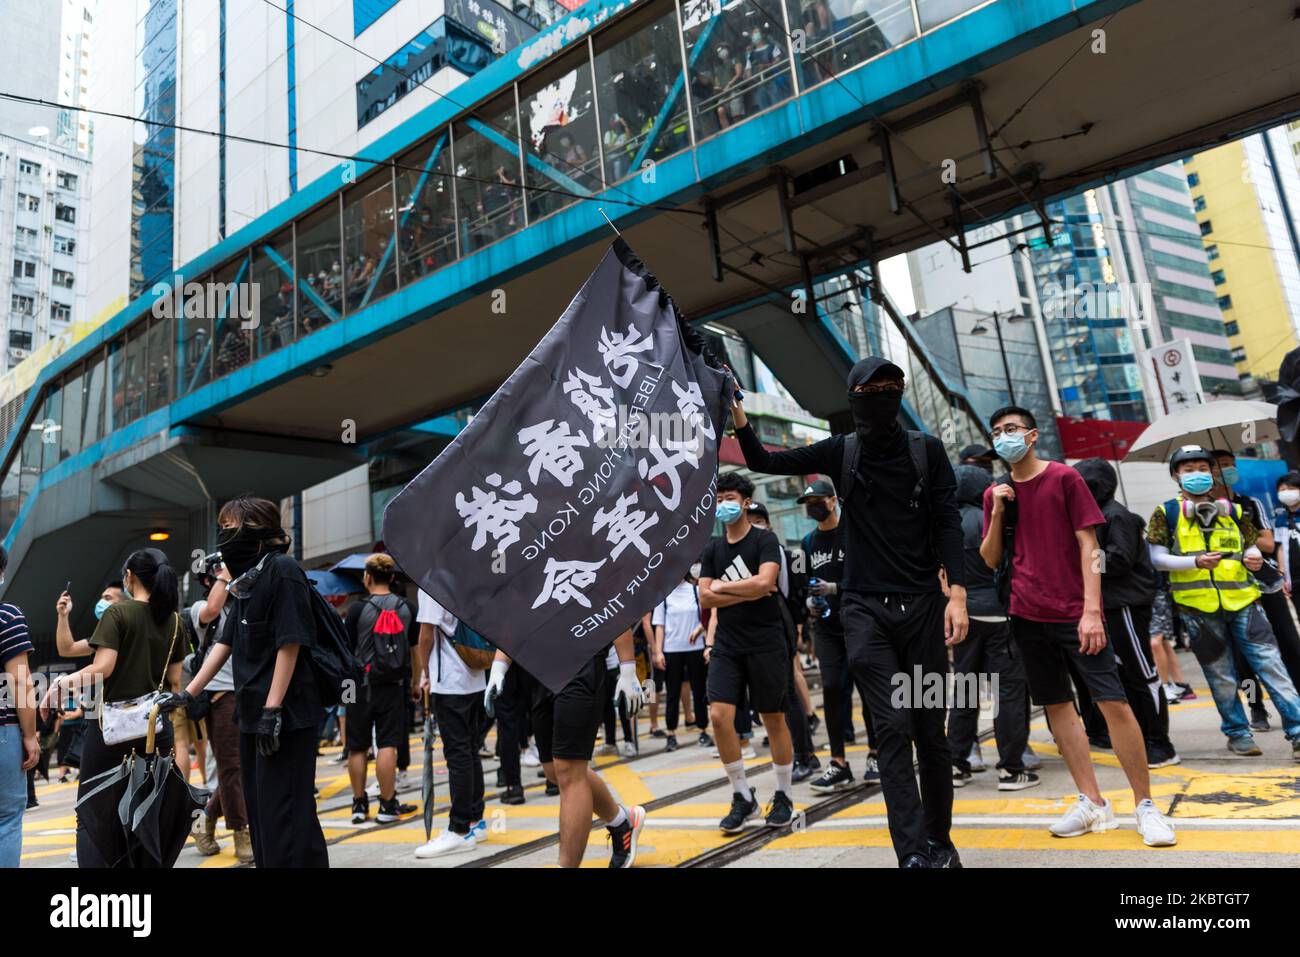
[674,707,1046,868]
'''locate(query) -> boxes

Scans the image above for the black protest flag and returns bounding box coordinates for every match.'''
[383,240,729,691]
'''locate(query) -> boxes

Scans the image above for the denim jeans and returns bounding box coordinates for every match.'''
[0,725,26,867]
[1182,603,1300,740]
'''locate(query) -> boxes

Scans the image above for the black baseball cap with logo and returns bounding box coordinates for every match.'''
[796,477,837,503]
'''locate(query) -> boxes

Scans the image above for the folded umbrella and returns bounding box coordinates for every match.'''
[422,690,437,843]
[73,760,134,867]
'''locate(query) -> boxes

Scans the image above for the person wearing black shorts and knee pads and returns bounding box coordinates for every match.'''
[483,629,646,868]
[700,472,797,833]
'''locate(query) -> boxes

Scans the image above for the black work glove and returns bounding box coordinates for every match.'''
[255,707,283,757]
[156,690,192,714]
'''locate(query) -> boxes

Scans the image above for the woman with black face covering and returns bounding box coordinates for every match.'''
[732,356,969,869]
[44,547,184,867]
[160,494,328,867]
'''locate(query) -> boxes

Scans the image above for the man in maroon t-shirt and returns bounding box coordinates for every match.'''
[980,406,1175,848]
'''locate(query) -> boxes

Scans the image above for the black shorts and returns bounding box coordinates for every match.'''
[707,643,787,714]
[1011,616,1125,707]
[652,665,666,693]
[531,652,607,763]
[346,680,407,752]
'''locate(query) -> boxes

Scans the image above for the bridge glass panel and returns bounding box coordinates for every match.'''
[785,0,916,89]
[18,414,42,507]
[61,366,84,463]
[343,171,398,313]
[396,132,457,285]
[176,276,213,398]
[212,253,254,380]
[116,326,148,426]
[81,353,106,450]
[453,93,525,253]
[297,199,345,335]
[146,315,172,413]
[40,387,63,472]
[0,459,18,536]
[520,48,603,222]
[592,2,691,185]
[252,227,296,359]
[680,0,794,142]
[916,0,984,31]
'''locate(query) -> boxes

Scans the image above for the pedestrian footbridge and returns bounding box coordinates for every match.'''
[4,0,1298,641]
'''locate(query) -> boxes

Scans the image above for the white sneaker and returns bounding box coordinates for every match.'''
[68,850,77,863]
[968,743,986,772]
[1049,794,1118,838]
[522,744,540,767]
[621,742,637,758]
[740,745,757,760]
[596,743,617,756]
[365,783,380,798]
[1135,798,1177,847]
[414,828,479,859]
[1163,682,1182,704]
[469,820,488,842]
[1022,746,1043,771]
[395,770,410,790]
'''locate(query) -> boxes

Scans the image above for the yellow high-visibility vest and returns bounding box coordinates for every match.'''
[1166,498,1258,613]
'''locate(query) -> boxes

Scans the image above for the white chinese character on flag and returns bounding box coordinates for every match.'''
[592,491,660,560]
[532,556,606,609]
[562,367,617,442]
[598,324,654,388]
[455,472,539,555]
[517,419,590,487]
[637,433,696,511]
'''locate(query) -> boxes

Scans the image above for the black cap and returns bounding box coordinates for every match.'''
[747,502,770,521]
[959,444,993,461]
[796,477,836,503]
[847,356,905,390]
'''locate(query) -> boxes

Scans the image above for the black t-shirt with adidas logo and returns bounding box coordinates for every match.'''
[699,525,788,654]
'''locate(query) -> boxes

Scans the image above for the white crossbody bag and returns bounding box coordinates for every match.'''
[100,613,180,746]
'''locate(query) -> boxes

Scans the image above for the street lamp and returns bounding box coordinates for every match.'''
[970,310,1020,407]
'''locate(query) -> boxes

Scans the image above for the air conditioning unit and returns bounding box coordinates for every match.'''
[9,348,31,360]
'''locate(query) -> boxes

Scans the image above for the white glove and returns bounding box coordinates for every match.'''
[483,660,509,717]
[614,661,644,716]
[808,580,838,597]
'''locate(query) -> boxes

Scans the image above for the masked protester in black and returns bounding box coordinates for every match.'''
[732,356,969,868]
[159,495,329,867]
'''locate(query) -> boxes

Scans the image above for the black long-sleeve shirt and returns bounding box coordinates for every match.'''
[735,423,965,595]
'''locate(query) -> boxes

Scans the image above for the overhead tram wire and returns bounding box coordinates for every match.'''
[0,91,703,219]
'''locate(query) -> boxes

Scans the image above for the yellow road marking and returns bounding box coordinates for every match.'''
[766,826,1300,853]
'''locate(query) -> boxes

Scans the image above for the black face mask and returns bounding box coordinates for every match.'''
[805,502,831,523]
[847,389,903,435]
[217,525,284,579]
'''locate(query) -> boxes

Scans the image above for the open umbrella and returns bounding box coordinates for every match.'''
[72,705,210,868]
[1123,399,1280,464]
[421,689,438,842]
[306,570,364,598]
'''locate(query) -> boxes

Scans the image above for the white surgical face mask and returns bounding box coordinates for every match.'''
[1280,489,1300,507]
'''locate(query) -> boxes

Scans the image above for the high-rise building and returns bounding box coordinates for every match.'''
[1182,125,1300,387]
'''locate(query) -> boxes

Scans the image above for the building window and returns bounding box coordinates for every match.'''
[18,159,40,176]
[1224,320,1240,336]
[55,203,76,224]
[10,294,34,315]
[53,235,75,255]
[9,330,32,350]
[51,303,72,323]
[1218,294,1233,311]
[1206,243,1219,260]
[1199,220,1213,236]
[15,227,38,247]
[12,259,36,280]
[1232,346,1247,363]
[19,193,39,212]
[56,171,78,190]
[1193,196,1207,212]
[52,269,75,289]
[1186,172,1200,188]
[1211,269,1226,285]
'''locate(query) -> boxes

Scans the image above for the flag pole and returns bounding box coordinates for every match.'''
[598,208,622,237]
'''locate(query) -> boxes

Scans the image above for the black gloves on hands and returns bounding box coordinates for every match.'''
[255,707,283,757]
[156,690,193,714]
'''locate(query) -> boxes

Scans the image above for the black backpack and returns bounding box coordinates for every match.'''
[305,586,363,706]
[838,430,934,567]
[355,594,413,682]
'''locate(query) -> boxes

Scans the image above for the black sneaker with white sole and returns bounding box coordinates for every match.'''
[697,731,713,748]
[377,796,417,823]
[351,795,368,824]
[764,791,795,828]
[607,805,646,869]
[861,753,881,784]
[996,770,1041,791]
[952,766,971,788]
[719,790,760,833]
[810,761,855,793]
[665,734,678,752]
